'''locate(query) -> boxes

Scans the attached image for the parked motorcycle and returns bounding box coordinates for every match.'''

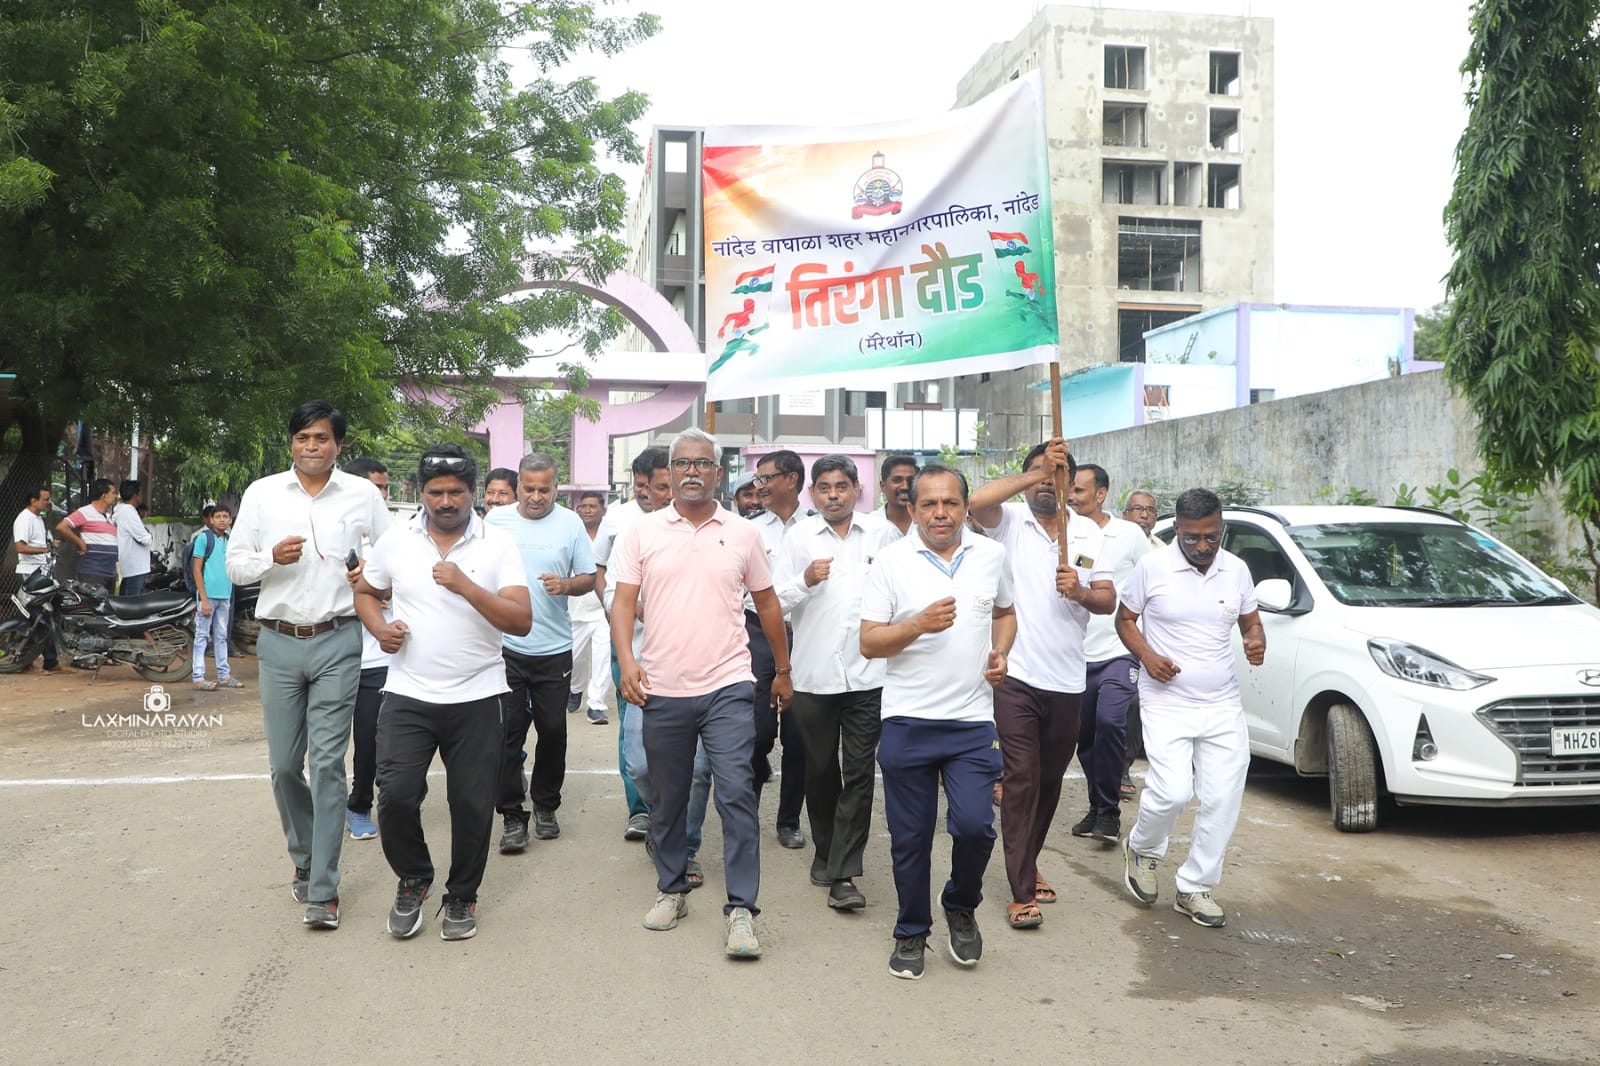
[231,581,260,656]
[143,544,185,593]
[0,567,195,681]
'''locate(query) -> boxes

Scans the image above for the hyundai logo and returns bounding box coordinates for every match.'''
[1580,669,1600,688]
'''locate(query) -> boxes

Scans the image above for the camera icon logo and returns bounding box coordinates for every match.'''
[144,685,171,714]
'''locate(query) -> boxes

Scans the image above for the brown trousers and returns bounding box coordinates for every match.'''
[994,676,1082,903]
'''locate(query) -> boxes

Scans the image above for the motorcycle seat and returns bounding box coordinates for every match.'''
[106,590,192,619]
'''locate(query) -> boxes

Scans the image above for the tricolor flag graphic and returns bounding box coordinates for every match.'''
[989,231,1030,257]
[732,265,775,294]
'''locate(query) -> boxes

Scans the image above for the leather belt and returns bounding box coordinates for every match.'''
[259,616,354,639]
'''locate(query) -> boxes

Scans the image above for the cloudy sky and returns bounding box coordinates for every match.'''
[577,0,1473,313]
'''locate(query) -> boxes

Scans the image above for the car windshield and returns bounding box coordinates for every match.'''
[1286,522,1576,607]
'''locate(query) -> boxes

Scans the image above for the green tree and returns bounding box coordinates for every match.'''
[1444,0,1600,599]
[1411,301,1449,364]
[0,0,655,504]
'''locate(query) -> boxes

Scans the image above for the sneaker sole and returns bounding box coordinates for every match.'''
[499,838,528,854]
[624,829,648,841]
[888,963,924,981]
[1091,828,1121,843]
[304,914,339,930]
[532,827,560,840]
[1122,841,1158,906]
[440,924,477,941]
[827,894,866,911]
[724,938,762,958]
[643,903,687,931]
[349,830,377,840]
[1174,901,1226,928]
[389,909,425,939]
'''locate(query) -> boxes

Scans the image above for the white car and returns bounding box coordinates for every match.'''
[1155,505,1600,831]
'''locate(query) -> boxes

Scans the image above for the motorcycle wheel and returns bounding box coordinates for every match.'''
[134,630,195,683]
[232,604,258,656]
[0,619,45,673]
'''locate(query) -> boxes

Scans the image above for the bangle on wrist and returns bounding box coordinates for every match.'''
[775,667,792,676]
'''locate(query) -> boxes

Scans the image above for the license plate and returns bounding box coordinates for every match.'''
[1550,727,1600,756]
[11,590,27,613]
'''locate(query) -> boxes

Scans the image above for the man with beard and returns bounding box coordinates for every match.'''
[593,446,671,834]
[1117,488,1265,929]
[228,400,393,929]
[970,440,1114,930]
[876,455,917,540]
[488,452,596,850]
[611,428,791,959]
[774,455,891,910]
[748,449,808,849]
[355,444,531,940]
[732,471,764,519]
[862,465,1014,980]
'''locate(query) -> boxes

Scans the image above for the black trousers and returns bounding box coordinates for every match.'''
[375,691,502,902]
[346,666,387,814]
[499,648,572,816]
[789,688,883,883]
[747,612,805,830]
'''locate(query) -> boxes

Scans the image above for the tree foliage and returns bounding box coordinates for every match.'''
[0,0,656,496]
[1443,0,1600,595]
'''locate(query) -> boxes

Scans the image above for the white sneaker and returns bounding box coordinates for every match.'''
[1174,890,1226,927]
[643,891,687,931]
[1123,837,1158,905]
[724,907,761,958]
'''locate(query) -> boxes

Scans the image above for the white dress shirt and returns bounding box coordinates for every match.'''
[112,502,153,578]
[773,513,892,694]
[13,508,50,576]
[226,467,393,625]
[745,506,803,613]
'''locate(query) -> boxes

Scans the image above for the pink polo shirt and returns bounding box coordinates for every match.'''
[609,503,772,698]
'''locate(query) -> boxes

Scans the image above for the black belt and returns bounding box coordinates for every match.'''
[259,616,355,639]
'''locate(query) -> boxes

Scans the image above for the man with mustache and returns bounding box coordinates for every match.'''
[862,465,1015,981]
[227,400,394,930]
[355,444,532,941]
[1116,487,1265,929]
[970,439,1114,931]
[731,471,764,519]
[611,428,791,959]
[876,455,917,540]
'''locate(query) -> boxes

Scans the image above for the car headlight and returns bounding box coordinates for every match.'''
[1367,638,1494,690]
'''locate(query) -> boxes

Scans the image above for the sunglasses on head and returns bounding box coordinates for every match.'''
[420,456,470,474]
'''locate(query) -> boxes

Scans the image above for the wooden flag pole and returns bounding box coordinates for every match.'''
[706,400,717,434]
[1049,361,1070,571]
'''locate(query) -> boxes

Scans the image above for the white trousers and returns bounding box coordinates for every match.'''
[1128,702,1250,893]
[569,616,613,711]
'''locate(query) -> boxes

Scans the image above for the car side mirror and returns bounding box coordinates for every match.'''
[1256,578,1293,612]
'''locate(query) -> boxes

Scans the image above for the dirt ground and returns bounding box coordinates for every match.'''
[2,655,1597,1065]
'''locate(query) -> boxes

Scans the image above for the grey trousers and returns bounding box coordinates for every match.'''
[258,621,361,902]
[642,682,761,915]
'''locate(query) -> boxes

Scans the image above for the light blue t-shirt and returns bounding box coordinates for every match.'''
[197,530,232,599]
[485,504,595,656]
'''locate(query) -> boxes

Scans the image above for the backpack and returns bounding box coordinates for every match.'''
[181,531,217,595]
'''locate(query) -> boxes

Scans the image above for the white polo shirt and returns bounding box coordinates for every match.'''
[774,513,894,694]
[362,512,529,704]
[1082,515,1156,663]
[861,527,1014,723]
[1120,542,1256,712]
[979,502,1111,693]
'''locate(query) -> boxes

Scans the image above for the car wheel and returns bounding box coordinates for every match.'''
[1327,702,1379,833]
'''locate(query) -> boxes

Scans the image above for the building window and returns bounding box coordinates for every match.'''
[895,380,943,407]
[1102,103,1147,148]
[1249,388,1276,404]
[1118,217,1202,293]
[1103,161,1166,205]
[1209,108,1242,152]
[843,390,885,416]
[1174,162,1203,207]
[663,139,688,173]
[1119,306,1200,363]
[1209,51,1242,96]
[1104,45,1147,90]
[1207,163,1241,209]
[715,398,754,415]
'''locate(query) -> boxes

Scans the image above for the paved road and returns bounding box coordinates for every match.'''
[2,658,1597,1065]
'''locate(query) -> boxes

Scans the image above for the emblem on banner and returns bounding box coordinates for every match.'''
[852,151,904,219]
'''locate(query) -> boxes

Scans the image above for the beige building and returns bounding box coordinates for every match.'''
[950,4,1275,447]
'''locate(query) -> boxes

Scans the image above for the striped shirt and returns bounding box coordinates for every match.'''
[65,503,119,578]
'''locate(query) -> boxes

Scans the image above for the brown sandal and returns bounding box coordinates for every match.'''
[1007,901,1043,928]
[1034,877,1058,904]
[686,857,704,889]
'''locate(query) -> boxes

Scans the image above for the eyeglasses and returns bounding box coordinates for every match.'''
[1177,532,1223,547]
[1126,505,1157,515]
[420,456,470,475]
[670,458,719,472]
[752,471,792,486]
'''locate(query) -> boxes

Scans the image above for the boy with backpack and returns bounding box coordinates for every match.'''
[189,504,242,690]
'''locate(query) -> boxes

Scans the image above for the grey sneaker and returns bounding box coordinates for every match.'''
[439,897,477,941]
[1123,837,1159,905]
[827,879,866,911]
[303,899,339,930]
[889,934,927,980]
[624,813,650,841]
[387,877,431,939]
[499,815,530,854]
[1174,890,1226,928]
[945,909,982,967]
[724,907,761,958]
[532,807,560,840]
[643,891,687,931]
[290,866,311,903]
